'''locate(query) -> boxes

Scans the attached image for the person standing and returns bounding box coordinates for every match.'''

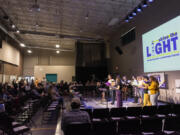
[115,75,123,107]
[142,76,151,106]
[137,76,144,105]
[131,76,139,103]
[108,74,115,105]
[148,76,160,106]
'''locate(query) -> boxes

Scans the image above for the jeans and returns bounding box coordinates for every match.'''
[150,92,160,106]
[110,90,116,104]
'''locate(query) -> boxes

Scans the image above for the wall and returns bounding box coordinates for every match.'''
[23,51,76,82]
[34,65,75,83]
[0,41,20,66]
[0,40,23,82]
[109,0,180,103]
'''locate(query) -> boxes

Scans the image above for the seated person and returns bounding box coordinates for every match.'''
[61,98,90,133]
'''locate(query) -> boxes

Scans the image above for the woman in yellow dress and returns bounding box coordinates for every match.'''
[142,76,151,106]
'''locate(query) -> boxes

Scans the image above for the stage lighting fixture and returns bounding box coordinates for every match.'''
[56,50,60,54]
[132,11,137,16]
[27,50,32,53]
[137,6,142,12]
[142,1,148,7]
[20,43,26,47]
[12,24,15,28]
[148,0,154,2]
[129,14,133,19]
[125,17,129,22]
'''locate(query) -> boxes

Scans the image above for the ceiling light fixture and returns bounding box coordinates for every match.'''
[12,24,15,28]
[20,43,26,47]
[27,50,32,53]
[56,44,60,48]
[16,30,20,33]
[132,10,137,16]
[56,50,60,54]
[129,14,133,19]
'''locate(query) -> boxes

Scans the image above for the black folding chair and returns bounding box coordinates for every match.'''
[110,107,126,121]
[81,108,93,120]
[163,116,180,134]
[142,106,157,118]
[125,107,142,119]
[141,117,162,134]
[157,105,172,118]
[118,118,141,134]
[92,121,116,135]
[93,108,109,122]
[65,122,91,135]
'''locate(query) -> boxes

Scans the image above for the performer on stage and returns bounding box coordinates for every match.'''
[107,74,116,105]
[121,76,130,101]
[115,75,123,107]
[131,76,139,103]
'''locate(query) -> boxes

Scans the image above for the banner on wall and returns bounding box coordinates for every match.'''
[175,79,180,93]
[147,72,166,89]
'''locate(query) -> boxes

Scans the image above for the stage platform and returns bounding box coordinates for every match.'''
[82,98,166,109]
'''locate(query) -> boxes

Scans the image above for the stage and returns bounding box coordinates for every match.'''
[81,98,166,109]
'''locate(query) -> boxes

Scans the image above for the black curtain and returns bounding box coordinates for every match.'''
[76,41,107,82]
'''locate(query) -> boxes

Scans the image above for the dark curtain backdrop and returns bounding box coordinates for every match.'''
[76,41,108,82]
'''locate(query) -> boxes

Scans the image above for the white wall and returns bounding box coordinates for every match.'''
[34,65,75,83]
[109,0,180,103]
[0,41,20,66]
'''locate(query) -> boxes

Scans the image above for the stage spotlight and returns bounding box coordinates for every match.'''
[125,17,129,22]
[129,14,133,19]
[148,0,154,2]
[137,6,142,12]
[56,50,60,54]
[132,11,137,16]
[142,1,148,7]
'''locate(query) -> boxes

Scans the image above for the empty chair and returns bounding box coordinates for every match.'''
[65,122,91,135]
[172,104,180,116]
[142,106,157,118]
[125,107,142,119]
[157,105,172,118]
[109,107,126,121]
[118,119,141,134]
[92,108,109,122]
[92,121,116,135]
[163,116,180,134]
[81,108,93,120]
[141,117,162,134]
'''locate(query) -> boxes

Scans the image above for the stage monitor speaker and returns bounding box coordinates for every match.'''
[115,46,123,55]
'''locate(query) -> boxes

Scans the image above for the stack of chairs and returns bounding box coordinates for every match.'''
[78,104,180,135]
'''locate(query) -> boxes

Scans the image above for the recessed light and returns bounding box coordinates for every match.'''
[56,50,60,54]
[12,24,15,28]
[56,44,60,48]
[16,30,20,33]
[20,43,26,47]
[27,50,32,53]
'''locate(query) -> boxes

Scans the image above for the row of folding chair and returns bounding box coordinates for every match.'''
[81,104,180,121]
[41,100,60,124]
[64,116,180,135]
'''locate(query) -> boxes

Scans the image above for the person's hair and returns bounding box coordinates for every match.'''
[143,76,149,80]
[71,98,80,109]
[150,76,159,85]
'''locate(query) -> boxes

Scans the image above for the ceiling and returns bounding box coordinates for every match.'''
[0,0,142,51]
